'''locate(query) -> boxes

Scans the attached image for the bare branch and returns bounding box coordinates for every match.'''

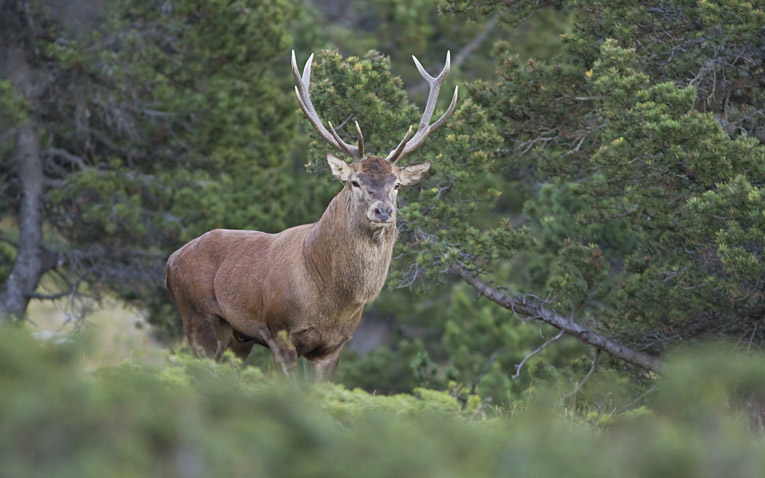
[452,264,662,372]
[44,147,86,170]
[561,349,601,404]
[615,385,658,414]
[26,290,72,301]
[511,329,565,379]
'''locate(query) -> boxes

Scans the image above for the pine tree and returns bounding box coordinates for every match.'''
[439,0,765,363]
[0,0,312,332]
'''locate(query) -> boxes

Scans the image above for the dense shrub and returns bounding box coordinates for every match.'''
[2,327,765,477]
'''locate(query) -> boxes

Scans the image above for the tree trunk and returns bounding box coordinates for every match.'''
[0,43,47,320]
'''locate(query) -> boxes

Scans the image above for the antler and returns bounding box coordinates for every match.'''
[385,51,459,164]
[292,50,365,161]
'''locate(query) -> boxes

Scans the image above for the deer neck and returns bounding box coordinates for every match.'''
[305,188,397,304]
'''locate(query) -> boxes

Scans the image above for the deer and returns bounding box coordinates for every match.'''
[165,51,457,381]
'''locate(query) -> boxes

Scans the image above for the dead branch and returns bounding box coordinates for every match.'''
[561,349,601,404]
[452,264,662,372]
[511,329,565,379]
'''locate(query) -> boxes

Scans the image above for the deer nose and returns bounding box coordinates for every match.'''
[374,204,394,223]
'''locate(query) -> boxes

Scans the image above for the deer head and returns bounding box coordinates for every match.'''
[292,50,458,233]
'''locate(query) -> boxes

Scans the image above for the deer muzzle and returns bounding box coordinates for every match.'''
[368,201,394,225]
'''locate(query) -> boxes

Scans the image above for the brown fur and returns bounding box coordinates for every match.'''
[165,157,427,381]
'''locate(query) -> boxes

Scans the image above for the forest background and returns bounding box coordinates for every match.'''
[1,0,764,475]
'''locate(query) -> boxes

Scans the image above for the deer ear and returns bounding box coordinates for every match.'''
[326,154,353,182]
[398,161,431,186]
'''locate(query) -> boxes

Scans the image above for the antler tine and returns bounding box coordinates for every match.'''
[386,51,459,163]
[327,121,356,158]
[291,50,363,161]
[386,126,413,164]
[354,121,365,159]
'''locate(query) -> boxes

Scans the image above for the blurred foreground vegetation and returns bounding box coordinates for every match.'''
[3,326,765,477]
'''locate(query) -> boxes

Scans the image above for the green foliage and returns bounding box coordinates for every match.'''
[4,327,765,476]
[0,79,28,220]
[393,95,532,282]
[313,0,505,87]
[333,280,591,408]
[335,338,427,393]
[441,281,581,403]
[0,79,28,128]
[0,240,14,283]
[688,176,765,281]
[539,40,765,345]
[52,0,312,240]
[454,0,765,354]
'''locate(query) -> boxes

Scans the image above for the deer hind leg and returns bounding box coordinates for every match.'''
[168,277,224,360]
[210,316,262,363]
[222,327,259,362]
[183,312,221,359]
[179,308,231,361]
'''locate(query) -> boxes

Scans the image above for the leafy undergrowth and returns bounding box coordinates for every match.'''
[2,326,765,477]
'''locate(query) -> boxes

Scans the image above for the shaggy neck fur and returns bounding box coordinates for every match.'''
[305,187,397,305]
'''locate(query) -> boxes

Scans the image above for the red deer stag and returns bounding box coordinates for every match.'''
[166,51,457,381]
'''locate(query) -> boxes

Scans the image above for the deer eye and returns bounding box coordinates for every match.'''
[351,180,360,188]
[394,183,400,189]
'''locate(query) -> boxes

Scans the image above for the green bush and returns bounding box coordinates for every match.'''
[2,326,765,477]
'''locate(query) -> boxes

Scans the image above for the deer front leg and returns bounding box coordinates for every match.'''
[308,307,362,382]
[266,329,299,380]
[309,347,343,383]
